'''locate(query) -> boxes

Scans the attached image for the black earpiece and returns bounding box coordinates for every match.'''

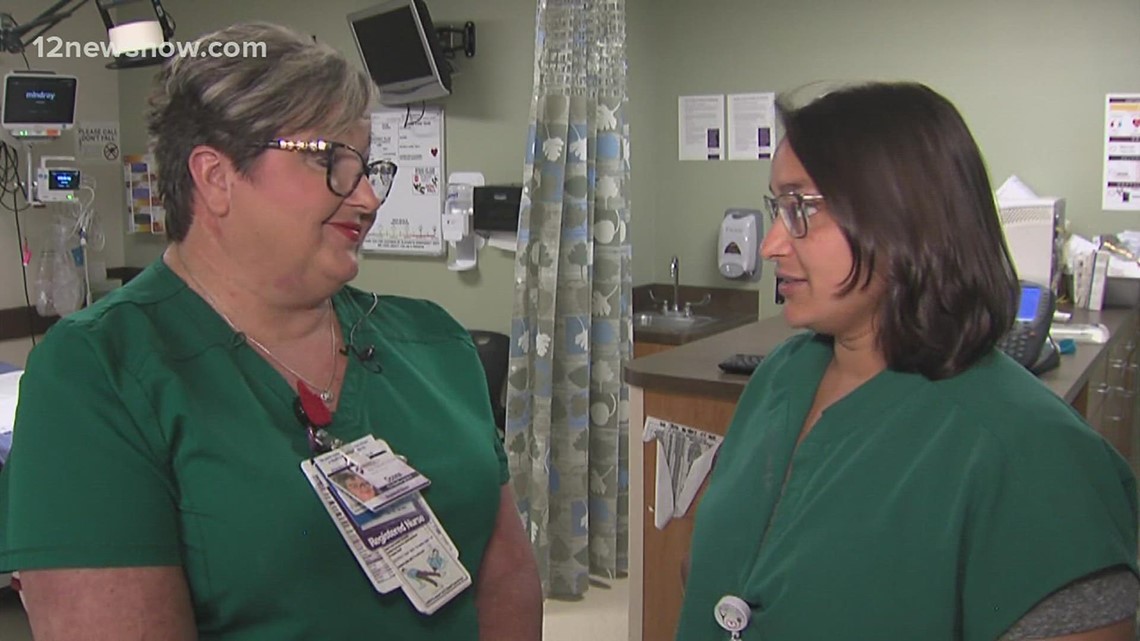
[341,293,382,373]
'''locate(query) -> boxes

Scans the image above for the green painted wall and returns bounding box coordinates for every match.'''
[641,0,1140,318]
[100,0,1140,336]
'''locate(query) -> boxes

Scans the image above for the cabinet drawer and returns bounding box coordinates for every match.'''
[1086,356,1112,419]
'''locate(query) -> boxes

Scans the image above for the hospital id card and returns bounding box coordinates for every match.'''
[302,438,470,613]
[313,436,430,513]
[300,459,401,593]
[382,516,472,615]
[328,482,460,560]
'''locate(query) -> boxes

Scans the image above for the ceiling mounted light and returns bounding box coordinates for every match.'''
[0,0,176,69]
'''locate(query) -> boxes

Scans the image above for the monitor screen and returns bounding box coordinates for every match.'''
[352,6,433,85]
[348,0,450,104]
[2,74,78,127]
[49,169,80,190]
[1017,285,1041,322]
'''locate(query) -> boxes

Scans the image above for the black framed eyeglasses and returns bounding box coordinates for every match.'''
[762,192,826,239]
[257,139,398,200]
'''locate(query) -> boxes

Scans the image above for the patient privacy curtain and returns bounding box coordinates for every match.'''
[504,0,631,598]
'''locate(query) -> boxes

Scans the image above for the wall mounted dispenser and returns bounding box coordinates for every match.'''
[443,171,484,271]
[718,208,761,279]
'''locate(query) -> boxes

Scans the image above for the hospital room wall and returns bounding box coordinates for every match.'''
[116,0,660,337]
[9,0,1138,362]
[639,0,1140,319]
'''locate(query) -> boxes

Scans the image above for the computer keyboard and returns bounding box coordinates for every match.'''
[718,353,764,375]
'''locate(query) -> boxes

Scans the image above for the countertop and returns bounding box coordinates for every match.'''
[626,307,1136,402]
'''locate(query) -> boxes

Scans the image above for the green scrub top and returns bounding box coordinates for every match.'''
[676,332,1138,640]
[0,259,509,640]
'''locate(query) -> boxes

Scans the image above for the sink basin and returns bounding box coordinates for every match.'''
[634,312,717,332]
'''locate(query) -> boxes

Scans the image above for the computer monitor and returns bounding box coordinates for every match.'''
[348,0,451,106]
[2,72,78,137]
[999,197,1066,293]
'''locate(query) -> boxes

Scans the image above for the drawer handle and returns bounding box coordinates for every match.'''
[1096,383,1112,394]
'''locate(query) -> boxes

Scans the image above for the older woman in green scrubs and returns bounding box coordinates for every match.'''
[0,22,541,641]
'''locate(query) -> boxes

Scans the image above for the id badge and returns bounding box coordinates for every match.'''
[300,459,401,593]
[314,437,430,512]
[301,436,471,613]
[381,516,472,615]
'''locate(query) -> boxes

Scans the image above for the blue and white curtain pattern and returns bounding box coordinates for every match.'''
[504,0,631,598]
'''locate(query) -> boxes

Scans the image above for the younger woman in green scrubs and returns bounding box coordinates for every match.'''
[677,82,1139,640]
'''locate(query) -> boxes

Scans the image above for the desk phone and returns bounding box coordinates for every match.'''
[996,281,1059,375]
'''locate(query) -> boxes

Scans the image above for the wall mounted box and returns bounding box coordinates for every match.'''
[473,185,522,232]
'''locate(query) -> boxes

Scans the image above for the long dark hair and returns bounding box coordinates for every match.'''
[778,82,1018,380]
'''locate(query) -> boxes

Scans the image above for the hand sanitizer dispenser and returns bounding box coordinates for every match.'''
[443,172,485,271]
[719,209,760,279]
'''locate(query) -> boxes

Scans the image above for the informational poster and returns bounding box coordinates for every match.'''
[364,106,445,255]
[678,95,724,161]
[642,416,722,529]
[76,121,120,162]
[1103,94,1140,211]
[727,92,775,160]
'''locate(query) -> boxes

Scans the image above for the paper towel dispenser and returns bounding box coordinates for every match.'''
[473,185,522,232]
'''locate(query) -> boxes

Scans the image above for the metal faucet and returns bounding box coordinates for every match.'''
[670,256,680,313]
[646,255,711,316]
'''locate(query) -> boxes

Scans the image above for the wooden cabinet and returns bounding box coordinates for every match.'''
[1082,316,1140,476]
[639,389,738,641]
[633,341,673,359]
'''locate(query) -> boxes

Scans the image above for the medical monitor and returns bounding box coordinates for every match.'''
[348,0,451,106]
[2,72,77,137]
[998,197,1065,293]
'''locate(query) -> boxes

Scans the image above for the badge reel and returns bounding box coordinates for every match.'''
[714,595,751,640]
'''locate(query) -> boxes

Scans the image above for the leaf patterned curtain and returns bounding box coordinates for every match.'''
[505,0,631,598]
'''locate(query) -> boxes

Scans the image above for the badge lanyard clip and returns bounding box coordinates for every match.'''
[715,595,751,640]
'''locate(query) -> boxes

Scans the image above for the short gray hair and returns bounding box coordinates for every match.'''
[146,22,376,241]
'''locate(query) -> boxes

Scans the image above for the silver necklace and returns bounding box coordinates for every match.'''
[174,250,339,403]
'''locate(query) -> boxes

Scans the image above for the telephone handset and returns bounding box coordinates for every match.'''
[996,281,1060,375]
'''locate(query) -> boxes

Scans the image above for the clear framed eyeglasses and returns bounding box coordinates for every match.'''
[762,192,826,238]
[257,139,398,200]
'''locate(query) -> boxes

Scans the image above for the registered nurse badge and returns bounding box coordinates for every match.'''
[714,595,751,640]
